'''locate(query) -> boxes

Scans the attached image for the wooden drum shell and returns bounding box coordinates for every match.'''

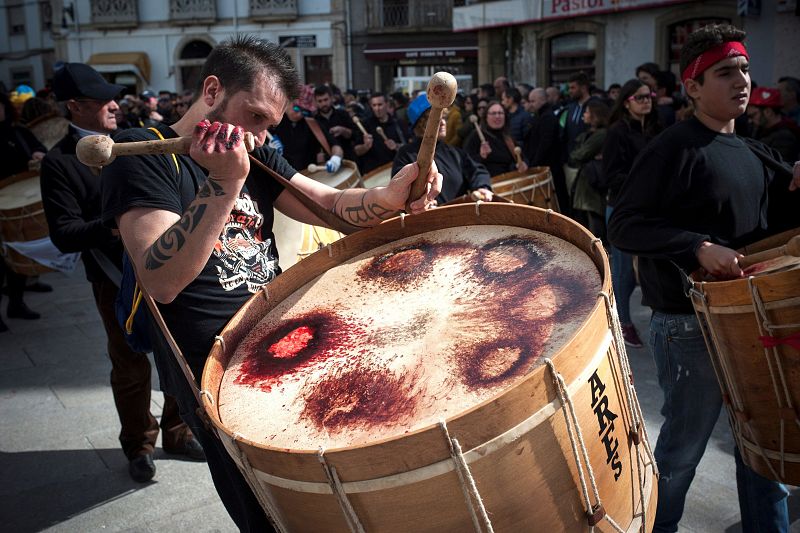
[0,171,53,275]
[202,204,656,532]
[491,166,560,212]
[690,227,800,485]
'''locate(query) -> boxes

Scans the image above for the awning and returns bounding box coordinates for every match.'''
[88,52,151,84]
[363,46,478,61]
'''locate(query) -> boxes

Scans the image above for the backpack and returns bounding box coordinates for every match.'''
[113,126,180,353]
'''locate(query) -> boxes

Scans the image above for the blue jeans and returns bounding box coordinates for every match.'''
[649,311,788,533]
[606,206,636,324]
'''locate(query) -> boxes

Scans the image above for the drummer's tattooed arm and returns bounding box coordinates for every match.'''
[331,190,394,226]
[145,203,208,270]
[198,178,225,198]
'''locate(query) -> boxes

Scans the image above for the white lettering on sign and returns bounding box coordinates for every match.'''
[589,368,623,481]
[551,0,605,14]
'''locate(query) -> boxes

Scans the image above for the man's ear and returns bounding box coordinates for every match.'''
[684,78,702,102]
[201,76,222,107]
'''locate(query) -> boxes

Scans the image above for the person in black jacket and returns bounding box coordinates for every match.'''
[0,91,47,330]
[353,93,406,173]
[392,93,492,204]
[601,79,661,347]
[608,25,800,533]
[40,63,202,483]
[314,85,357,161]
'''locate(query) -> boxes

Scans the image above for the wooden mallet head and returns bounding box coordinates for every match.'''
[407,72,458,210]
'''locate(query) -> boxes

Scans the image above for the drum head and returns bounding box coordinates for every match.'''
[218,224,601,450]
[0,175,41,211]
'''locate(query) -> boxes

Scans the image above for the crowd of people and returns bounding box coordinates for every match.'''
[1,22,800,533]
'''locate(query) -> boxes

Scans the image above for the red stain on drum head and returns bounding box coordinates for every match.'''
[301,367,418,432]
[236,310,363,391]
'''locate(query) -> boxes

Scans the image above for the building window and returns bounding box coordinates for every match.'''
[304,55,332,87]
[178,40,214,93]
[40,1,53,32]
[8,4,25,36]
[383,0,409,27]
[667,18,730,77]
[549,32,596,86]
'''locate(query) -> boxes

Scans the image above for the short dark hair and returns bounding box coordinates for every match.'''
[608,83,621,91]
[635,62,660,78]
[314,85,332,97]
[198,34,299,102]
[505,88,522,104]
[390,91,408,106]
[480,83,495,97]
[654,70,676,93]
[679,24,746,84]
[369,92,387,103]
[779,76,800,96]
[568,72,590,88]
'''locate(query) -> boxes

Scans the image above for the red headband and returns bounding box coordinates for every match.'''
[681,41,749,84]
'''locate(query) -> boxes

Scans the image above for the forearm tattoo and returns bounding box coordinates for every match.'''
[145,203,208,270]
[332,191,394,226]
[198,178,225,198]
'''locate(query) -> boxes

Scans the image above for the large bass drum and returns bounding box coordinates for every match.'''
[202,203,656,532]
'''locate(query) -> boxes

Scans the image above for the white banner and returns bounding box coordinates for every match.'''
[4,237,81,274]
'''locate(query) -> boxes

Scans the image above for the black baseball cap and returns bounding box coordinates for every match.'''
[52,63,124,102]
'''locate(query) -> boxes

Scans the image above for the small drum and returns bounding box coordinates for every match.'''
[202,204,656,532]
[272,211,344,271]
[362,162,393,189]
[0,171,53,275]
[690,228,800,484]
[305,159,362,190]
[491,166,560,212]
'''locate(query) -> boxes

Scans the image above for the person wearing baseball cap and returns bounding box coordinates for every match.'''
[43,63,205,483]
[747,87,800,162]
[392,92,492,204]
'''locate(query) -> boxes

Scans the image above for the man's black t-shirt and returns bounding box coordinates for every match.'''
[608,117,797,314]
[392,139,491,204]
[354,115,405,173]
[316,108,357,161]
[101,124,296,376]
[272,116,336,171]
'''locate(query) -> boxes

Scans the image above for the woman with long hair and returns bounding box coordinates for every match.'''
[601,79,662,347]
[463,101,527,177]
[569,99,611,240]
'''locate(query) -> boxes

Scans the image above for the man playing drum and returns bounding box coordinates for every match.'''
[393,92,493,205]
[101,35,441,531]
[608,24,800,533]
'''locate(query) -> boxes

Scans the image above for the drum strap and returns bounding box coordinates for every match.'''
[305,117,333,156]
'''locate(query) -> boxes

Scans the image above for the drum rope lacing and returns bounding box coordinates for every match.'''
[318,446,366,533]
[599,289,658,532]
[690,287,784,482]
[749,277,800,480]
[544,357,622,532]
[438,419,495,533]
[231,432,290,532]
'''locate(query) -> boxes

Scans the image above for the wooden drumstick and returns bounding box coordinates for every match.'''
[407,72,458,211]
[738,235,800,270]
[307,164,323,173]
[376,126,389,142]
[76,132,257,168]
[469,114,486,144]
[513,146,523,167]
[352,116,368,136]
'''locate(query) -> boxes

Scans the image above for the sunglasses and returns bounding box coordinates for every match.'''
[627,92,656,103]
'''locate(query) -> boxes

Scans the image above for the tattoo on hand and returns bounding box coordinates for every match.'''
[333,191,395,226]
[145,203,207,270]
[198,179,225,198]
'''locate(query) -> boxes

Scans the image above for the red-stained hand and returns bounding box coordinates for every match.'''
[190,120,249,182]
[696,241,744,280]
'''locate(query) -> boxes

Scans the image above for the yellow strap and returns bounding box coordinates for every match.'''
[147,127,180,175]
[125,284,143,334]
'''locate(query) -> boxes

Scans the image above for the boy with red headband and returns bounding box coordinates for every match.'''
[609,24,800,532]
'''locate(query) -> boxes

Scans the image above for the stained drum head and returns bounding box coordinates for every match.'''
[217,223,601,451]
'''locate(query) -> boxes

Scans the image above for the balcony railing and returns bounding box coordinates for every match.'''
[368,0,452,31]
[170,0,217,24]
[250,0,298,21]
[91,0,138,28]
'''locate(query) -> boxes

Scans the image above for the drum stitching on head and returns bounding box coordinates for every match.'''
[317,446,366,533]
[399,212,406,228]
[474,200,482,217]
[327,243,333,258]
[261,285,268,300]
[199,389,215,406]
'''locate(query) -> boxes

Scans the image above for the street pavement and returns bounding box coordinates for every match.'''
[2,263,800,532]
